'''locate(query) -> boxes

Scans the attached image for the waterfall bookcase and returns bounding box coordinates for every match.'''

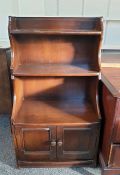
[9,17,103,167]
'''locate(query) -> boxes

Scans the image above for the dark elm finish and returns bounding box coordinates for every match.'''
[100,67,120,175]
[9,17,103,167]
[0,48,12,115]
[13,126,56,161]
[57,125,100,161]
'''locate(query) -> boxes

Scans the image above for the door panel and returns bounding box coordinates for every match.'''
[14,126,56,161]
[57,125,99,160]
[64,129,90,151]
[23,129,50,151]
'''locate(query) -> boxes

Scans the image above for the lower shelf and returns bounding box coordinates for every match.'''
[13,99,100,125]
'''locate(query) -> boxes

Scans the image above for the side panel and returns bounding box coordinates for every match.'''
[101,84,117,164]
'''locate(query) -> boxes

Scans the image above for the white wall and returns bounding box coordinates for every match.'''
[0,0,120,49]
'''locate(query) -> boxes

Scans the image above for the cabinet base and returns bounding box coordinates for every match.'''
[17,160,96,168]
[99,153,120,175]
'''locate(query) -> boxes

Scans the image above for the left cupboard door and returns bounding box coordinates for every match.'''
[13,126,57,162]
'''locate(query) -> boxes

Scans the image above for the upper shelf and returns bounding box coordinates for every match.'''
[13,63,99,76]
[10,29,102,35]
[9,17,103,35]
[9,17,103,72]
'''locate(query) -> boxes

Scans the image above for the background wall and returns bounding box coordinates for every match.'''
[0,0,120,49]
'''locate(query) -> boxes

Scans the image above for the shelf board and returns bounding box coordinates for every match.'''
[13,99,100,125]
[13,64,99,77]
[10,29,102,35]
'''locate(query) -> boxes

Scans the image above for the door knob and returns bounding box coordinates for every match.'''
[50,140,56,147]
[57,140,62,146]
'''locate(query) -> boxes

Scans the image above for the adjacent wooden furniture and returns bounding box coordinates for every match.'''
[9,17,103,167]
[0,48,12,115]
[100,67,120,175]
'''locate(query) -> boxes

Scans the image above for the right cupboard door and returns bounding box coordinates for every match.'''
[57,125,99,160]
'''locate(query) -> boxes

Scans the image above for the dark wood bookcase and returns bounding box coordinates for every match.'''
[9,17,103,167]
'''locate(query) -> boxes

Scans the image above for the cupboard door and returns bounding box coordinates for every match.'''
[57,125,99,160]
[14,126,56,161]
